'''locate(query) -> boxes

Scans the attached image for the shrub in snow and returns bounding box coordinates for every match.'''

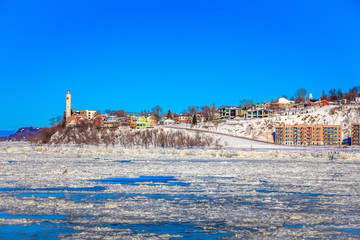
[30,124,218,149]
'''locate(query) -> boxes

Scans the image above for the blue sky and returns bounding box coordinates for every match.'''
[1,0,360,130]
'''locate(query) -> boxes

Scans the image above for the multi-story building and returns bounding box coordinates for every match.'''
[275,124,342,145]
[130,116,150,129]
[351,124,360,145]
[218,107,244,119]
[245,108,272,119]
[86,110,98,120]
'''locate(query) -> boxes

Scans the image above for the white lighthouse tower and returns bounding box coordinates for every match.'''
[66,90,71,121]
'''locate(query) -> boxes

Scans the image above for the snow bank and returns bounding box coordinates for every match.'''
[1,142,360,160]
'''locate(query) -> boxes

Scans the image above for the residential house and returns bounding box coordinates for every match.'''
[307,99,330,108]
[66,110,98,127]
[134,116,150,129]
[120,117,131,127]
[102,116,121,128]
[355,97,360,105]
[163,119,176,125]
[293,103,305,109]
[270,98,294,110]
[93,115,103,127]
[146,114,158,126]
[333,100,342,105]
[179,113,192,124]
[66,116,87,127]
[262,102,270,109]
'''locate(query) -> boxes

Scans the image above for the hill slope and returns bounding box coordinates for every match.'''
[197,105,360,141]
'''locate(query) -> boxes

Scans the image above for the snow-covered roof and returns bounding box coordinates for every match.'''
[247,108,273,112]
[219,106,241,110]
[164,119,175,122]
[273,97,293,104]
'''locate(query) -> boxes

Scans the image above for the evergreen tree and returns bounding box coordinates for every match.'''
[192,114,197,126]
[211,103,217,120]
[166,110,173,119]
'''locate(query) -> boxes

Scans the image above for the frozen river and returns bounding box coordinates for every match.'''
[0,143,359,239]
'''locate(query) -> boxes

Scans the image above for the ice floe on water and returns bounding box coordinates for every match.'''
[0,142,359,239]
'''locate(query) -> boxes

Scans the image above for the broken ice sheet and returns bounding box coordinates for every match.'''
[0,142,359,238]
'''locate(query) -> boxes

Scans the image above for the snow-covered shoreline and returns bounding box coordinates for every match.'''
[2,142,360,161]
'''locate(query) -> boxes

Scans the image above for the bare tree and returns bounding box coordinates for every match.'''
[151,105,163,121]
[113,110,126,117]
[294,88,307,102]
[328,88,339,101]
[344,91,357,101]
[188,106,197,116]
[328,88,336,97]
[139,110,148,116]
[321,89,328,100]
[239,99,253,109]
[337,89,344,99]
[201,106,211,121]
[49,116,63,126]
[346,86,360,101]
[329,94,339,101]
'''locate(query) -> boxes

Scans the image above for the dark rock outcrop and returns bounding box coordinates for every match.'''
[0,127,42,141]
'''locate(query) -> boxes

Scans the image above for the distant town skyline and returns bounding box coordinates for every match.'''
[1,0,360,130]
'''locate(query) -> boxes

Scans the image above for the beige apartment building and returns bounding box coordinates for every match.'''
[275,124,342,145]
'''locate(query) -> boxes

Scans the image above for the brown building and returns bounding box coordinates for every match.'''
[93,115,103,127]
[178,113,192,124]
[275,124,342,145]
[351,124,360,145]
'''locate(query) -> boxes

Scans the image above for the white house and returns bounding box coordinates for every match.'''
[163,119,175,125]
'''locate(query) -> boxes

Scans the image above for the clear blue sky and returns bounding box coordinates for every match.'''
[1,0,360,130]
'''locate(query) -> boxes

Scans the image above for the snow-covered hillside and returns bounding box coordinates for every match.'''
[196,105,360,141]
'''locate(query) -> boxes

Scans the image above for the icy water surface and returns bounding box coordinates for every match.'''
[0,149,359,239]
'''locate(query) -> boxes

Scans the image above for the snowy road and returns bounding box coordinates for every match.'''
[162,125,358,153]
[163,125,277,145]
